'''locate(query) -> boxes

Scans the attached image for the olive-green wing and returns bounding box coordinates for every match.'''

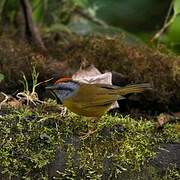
[70,83,121,108]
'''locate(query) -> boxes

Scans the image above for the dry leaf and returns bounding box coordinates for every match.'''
[157,113,180,128]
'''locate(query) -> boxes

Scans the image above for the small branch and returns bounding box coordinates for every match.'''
[0,92,11,109]
[80,129,97,140]
[151,1,174,42]
[33,77,54,93]
[74,7,108,28]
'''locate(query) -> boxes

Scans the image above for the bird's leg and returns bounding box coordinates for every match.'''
[80,117,99,140]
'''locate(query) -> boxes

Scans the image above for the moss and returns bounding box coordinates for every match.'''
[1,35,180,112]
[0,102,179,179]
[163,167,180,180]
[0,36,67,93]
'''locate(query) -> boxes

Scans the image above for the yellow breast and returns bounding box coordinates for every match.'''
[63,98,110,117]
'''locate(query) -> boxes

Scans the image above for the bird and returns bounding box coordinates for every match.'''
[46,78,151,117]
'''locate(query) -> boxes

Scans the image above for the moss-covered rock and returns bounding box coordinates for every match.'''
[0,101,179,179]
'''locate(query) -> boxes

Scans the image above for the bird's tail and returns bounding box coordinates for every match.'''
[115,83,151,96]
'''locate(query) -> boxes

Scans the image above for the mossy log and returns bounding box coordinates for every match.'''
[0,35,180,112]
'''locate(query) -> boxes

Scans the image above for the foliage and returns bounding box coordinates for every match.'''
[32,0,88,26]
[16,66,47,106]
[1,0,180,52]
[21,66,40,94]
[156,0,180,52]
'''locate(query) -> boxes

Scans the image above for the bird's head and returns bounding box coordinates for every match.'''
[46,77,80,102]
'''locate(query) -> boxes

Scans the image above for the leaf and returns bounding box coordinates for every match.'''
[0,73,4,82]
[174,0,180,16]
[167,15,180,42]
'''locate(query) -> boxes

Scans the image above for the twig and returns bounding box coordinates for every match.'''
[80,129,97,140]
[151,0,175,42]
[60,107,67,117]
[0,92,11,109]
[16,91,44,106]
[33,77,54,93]
[74,7,108,28]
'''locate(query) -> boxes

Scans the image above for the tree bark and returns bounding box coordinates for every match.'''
[20,0,46,51]
[1,0,10,32]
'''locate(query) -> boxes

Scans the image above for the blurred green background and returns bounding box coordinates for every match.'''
[0,0,180,52]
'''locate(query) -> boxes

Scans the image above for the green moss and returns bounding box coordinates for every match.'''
[0,103,179,179]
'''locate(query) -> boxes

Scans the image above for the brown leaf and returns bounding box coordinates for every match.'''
[157,113,180,128]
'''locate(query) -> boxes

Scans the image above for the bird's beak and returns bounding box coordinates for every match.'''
[45,84,60,90]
